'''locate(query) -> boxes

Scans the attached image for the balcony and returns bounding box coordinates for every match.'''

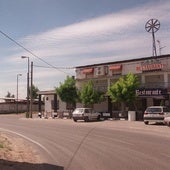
[139,82,170,89]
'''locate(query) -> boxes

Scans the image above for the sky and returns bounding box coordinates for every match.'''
[0,0,170,99]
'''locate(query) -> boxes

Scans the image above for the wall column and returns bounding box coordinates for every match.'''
[38,94,42,113]
[54,94,58,112]
[141,74,145,85]
[164,72,168,87]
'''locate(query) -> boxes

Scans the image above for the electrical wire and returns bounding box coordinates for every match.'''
[0,30,73,75]
[33,64,75,69]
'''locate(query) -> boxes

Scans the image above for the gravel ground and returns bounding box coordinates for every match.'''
[0,132,42,170]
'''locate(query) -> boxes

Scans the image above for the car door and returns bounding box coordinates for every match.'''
[84,108,91,120]
[91,110,98,120]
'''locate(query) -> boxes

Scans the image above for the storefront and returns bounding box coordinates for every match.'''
[136,88,169,108]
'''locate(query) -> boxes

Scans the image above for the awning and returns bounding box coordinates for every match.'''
[82,68,93,74]
[109,65,122,70]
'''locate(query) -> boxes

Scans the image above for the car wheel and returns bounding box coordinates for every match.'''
[144,121,149,125]
[97,115,101,121]
[84,117,89,122]
[73,119,77,122]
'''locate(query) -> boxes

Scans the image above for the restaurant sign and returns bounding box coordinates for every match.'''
[136,88,167,97]
[136,59,167,72]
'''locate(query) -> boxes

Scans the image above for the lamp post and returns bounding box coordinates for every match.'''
[30,61,33,118]
[16,74,22,114]
[21,56,30,118]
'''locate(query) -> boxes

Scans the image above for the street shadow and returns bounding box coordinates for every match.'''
[0,159,64,170]
[75,119,105,123]
[148,122,166,126]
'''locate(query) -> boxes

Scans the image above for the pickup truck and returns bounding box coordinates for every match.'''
[72,108,101,122]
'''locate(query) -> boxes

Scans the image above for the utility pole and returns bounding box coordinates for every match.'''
[21,56,30,118]
[16,74,22,114]
[30,61,33,118]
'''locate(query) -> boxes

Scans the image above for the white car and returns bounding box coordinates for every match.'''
[72,108,101,122]
[144,106,170,125]
[164,113,170,126]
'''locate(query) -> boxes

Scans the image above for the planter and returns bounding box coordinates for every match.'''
[128,111,136,121]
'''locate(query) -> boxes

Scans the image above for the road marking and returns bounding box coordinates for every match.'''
[0,127,55,162]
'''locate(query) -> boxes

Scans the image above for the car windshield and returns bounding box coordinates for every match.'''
[74,108,84,113]
[146,108,162,113]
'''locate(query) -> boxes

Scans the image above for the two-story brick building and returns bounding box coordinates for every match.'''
[75,54,170,120]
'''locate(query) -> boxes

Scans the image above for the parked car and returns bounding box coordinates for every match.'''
[72,108,101,122]
[164,113,170,126]
[144,106,170,125]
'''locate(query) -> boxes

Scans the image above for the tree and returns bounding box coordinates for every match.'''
[108,73,139,111]
[5,91,15,98]
[78,80,104,107]
[28,84,39,100]
[31,85,39,99]
[56,76,78,109]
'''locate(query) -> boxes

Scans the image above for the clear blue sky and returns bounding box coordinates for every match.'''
[0,0,170,99]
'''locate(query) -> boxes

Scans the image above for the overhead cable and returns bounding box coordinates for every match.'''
[0,30,73,75]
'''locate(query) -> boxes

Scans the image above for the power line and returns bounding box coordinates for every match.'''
[0,30,73,75]
[34,64,75,69]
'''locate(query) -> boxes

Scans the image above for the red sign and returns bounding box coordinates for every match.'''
[82,68,93,74]
[136,63,166,72]
[109,64,122,70]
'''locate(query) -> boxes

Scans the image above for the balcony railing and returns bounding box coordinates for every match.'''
[93,82,170,93]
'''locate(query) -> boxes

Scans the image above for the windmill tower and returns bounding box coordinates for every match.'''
[145,19,160,57]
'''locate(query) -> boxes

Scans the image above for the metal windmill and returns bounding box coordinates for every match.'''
[145,19,160,57]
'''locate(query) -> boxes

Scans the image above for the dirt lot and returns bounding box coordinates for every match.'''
[0,132,42,170]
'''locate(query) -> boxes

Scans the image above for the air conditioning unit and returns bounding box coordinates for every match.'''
[95,66,105,76]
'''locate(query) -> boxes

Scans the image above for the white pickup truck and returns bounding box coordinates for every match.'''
[72,108,101,122]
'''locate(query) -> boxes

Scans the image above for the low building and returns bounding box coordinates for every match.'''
[37,90,71,118]
[75,54,170,120]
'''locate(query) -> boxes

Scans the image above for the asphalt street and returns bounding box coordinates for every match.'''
[0,114,170,170]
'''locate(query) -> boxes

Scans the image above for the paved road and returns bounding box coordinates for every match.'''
[0,114,170,170]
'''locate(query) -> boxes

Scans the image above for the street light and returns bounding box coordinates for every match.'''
[21,56,30,118]
[16,74,22,114]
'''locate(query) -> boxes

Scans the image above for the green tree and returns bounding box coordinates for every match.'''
[56,76,77,109]
[108,73,139,111]
[78,80,104,107]
[28,84,39,100]
[31,85,39,99]
[5,91,15,98]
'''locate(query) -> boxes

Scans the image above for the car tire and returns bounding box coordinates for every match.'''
[97,115,101,121]
[144,121,149,125]
[84,117,89,122]
[73,119,77,122]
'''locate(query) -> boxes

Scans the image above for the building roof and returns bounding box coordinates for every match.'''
[37,90,56,95]
[75,54,170,68]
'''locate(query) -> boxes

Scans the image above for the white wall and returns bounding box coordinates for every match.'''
[44,95,54,112]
